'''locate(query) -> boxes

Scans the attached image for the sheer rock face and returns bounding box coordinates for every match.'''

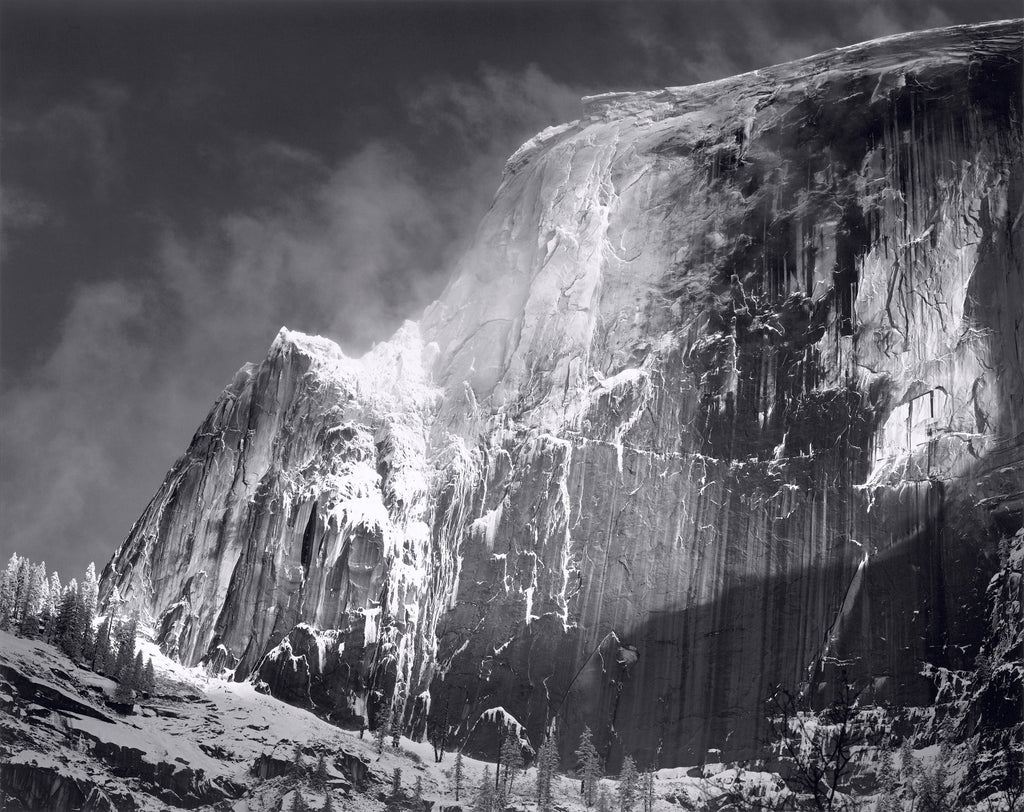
[102,21,1024,768]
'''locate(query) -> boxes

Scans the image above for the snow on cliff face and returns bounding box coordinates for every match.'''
[102,20,1024,769]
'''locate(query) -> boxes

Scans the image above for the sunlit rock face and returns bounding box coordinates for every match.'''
[102,20,1023,770]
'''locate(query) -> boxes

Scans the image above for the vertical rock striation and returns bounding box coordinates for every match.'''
[102,20,1023,771]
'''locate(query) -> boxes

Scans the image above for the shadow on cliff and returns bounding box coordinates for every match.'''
[551,476,1011,772]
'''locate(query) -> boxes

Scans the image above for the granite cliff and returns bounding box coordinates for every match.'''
[101,19,1024,777]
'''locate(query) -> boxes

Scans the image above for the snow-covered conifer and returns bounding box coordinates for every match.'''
[390,699,403,749]
[93,616,113,675]
[453,750,465,801]
[0,554,19,630]
[289,789,308,812]
[19,562,46,638]
[313,753,328,790]
[11,556,30,628]
[113,677,134,705]
[640,768,655,812]
[130,650,145,692]
[575,725,601,807]
[875,746,900,812]
[81,563,98,621]
[44,572,62,641]
[474,766,495,812]
[618,755,639,812]
[113,612,139,680]
[391,767,402,798]
[79,567,98,661]
[536,735,559,812]
[500,735,524,797]
[57,579,86,660]
[375,704,390,754]
[143,657,156,693]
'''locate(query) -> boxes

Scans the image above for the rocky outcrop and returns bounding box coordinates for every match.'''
[0,761,91,811]
[101,20,1024,772]
[0,663,115,723]
[0,648,244,810]
[85,737,237,808]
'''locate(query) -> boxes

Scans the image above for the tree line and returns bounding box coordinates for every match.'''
[364,707,658,812]
[455,724,655,812]
[0,553,155,703]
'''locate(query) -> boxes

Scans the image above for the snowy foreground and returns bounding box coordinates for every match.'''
[0,628,1007,811]
[0,628,792,811]
[0,629,737,810]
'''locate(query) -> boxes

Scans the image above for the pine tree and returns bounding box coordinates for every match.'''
[899,739,917,783]
[43,572,62,642]
[57,580,86,660]
[390,699,403,749]
[113,677,134,705]
[292,743,305,776]
[875,745,899,812]
[322,794,336,812]
[375,703,391,754]
[596,785,612,812]
[102,617,121,677]
[78,572,97,663]
[575,726,602,807]
[0,553,20,630]
[37,573,54,641]
[54,582,72,649]
[536,736,559,812]
[312,753,328,790]
[915,740,954,812]
[494,777,507,812]
[640,769,655,812]
[93,616,113,674]
[289,790,308,812]
[130,650,145,692]
[11,556,30,628]
[413,775,423,803]
[113,612,139,681]
[500,735,524,798]
[453,751,465,802]
[391,767,402,799]
[618,756,639,812]
[143,657,157,693]
[19,562,46,638]
[72,590,90,661]
[81,564,99,623]
[474,766,495,812]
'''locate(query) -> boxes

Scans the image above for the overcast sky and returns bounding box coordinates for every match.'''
[2,0,1019,580]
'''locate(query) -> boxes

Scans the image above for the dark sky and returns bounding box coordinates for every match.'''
[2,0,1019,580]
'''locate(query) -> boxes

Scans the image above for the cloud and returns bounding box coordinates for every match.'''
[409,63,582,152]
[6,82,128,200]
[614,1,969,86]
[1,185,52,258]
[0,282,158,573]
[0,65,583,580]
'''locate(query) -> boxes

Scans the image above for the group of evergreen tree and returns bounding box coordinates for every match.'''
[0,553,156,702]
[574,726,657,812]
[535,734,559,812]
[873,738,969,812]
[286,748,338,812]
[461,724,656,812]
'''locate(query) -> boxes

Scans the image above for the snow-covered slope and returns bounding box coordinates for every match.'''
[0,629,372,809]
[100,17,1023,783]
[0,629,799,811]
